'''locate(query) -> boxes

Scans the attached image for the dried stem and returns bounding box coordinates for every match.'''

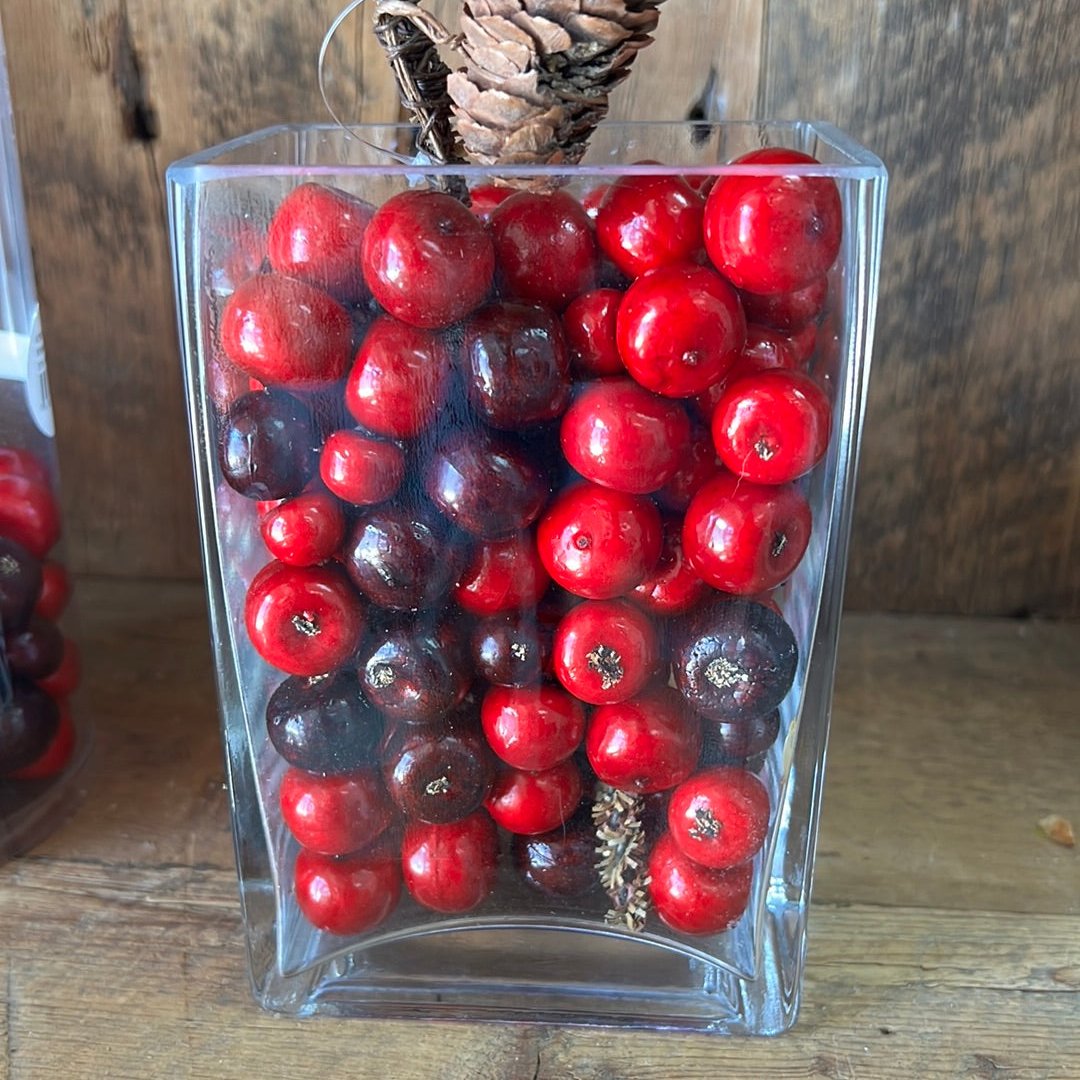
[592,782,651,932]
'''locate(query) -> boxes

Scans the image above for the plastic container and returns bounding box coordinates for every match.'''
[0,14,90,856]
[167,120,886,1033]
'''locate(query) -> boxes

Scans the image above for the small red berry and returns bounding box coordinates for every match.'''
[260,491,346,566]
[36,637,81,699]
[617,263,745,398]
[629,523,707,617]
[0,475,61,558]
[468,183,515,221]
[648,831,753,935]
[319,429,404,506]
[481,684,586,771]
[34,560,71,621]
[401,811,499,913]
[786,321,818,366]
[0,447,51,487]
[740,324,800,372]
[6,700,76,780]
[562,289,624,377]
[656,424,720,511]
[279,766,393,856]
[485,758,583,835]
[453,532,550,616]
[294,846,400,935]
[667,766,770,869]
[738,275,828,332]
[683,471,811,594]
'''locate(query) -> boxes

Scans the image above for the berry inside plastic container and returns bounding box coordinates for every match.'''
[167,120,886,1033]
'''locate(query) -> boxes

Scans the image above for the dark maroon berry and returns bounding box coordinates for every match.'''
[0,682,60,775]
[699,709,781,767]
[461,302,571,429]
[381,708,496,823]
[4,616,64,680]
[0,537,42,634]
[218,389,315,500]
[265,670,384,775]
[343,504,465,612]
[674,598,798,723]
[471,611,551,687]
[512,810,600,898]
[424,429,548,540]
[360,620,471,723]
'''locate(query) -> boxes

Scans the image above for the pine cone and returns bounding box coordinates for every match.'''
[447,0,666,168]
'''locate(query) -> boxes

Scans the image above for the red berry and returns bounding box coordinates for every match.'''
[629,523,707,617]
[683,471,811,594]
[401,811,498,913]
[220,274,352,389]
[648,831,753,935]
[617,263,745,397]
[586,686,701,794]
[244,561,365,676]
[537,482,662,600]
[704,149,841,295]
[319,429,404,506]
[6,700,76,780]
[279,766,393,856]
[260,491,346,566]
[0,537,42,633]
[739,275,828,332]
[712,369,832,484]
[36,636,81,699]
[787,321,818,366]
[740,324,800,371]
[596,173,704,277]
[481,684,586,771]
[468,183,515,221]
[453,532,549,616]
[294,846,400,935]
[562,289,624,377]
[490,190,597,310]
[560,378,691,494]
[513,812,599,897]
[656,424,720,511]
[0,447,51,487]
[0,475,61,558]
[553,598,659,706]
[667,766,770,869]
[471,611,552,687]
[267,182,374,301]
[34,560,71,621]
[0,683,59,774]
[361,190,494,328]
[5,616,63,680]
[345,316,452,439]
[485,758,583,835]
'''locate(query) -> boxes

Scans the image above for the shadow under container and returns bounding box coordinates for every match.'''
[167,121,886,1034]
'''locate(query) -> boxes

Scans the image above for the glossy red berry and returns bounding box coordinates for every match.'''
[6,700,75,780]
[220,274,352,388]
[485,758,584,835]
[267,182,374,301]
[553,599,659,706]
[319,429,404,506]
[280,766,393,856]
[786,321,818,367]
[362,189,494,328]
[560,378,691,494]
[585,686,702,794]
[683,471,811,594]
[617,263,745,397]
[481,684,586,771]
[471,611,552,687]
[260,491,345,566]
[699,709,781,768]
[738,275,828,332]
[0,682,60,775]
[490,190,597,309]
[596,173,704,277]
[0,537,42,633]
[537,482,662,600]
[656,424,720,512]
[346,316,452,439]
[453,532,549,616]
[36,636,81,699]
[468,183,515,221]
[461,302,571,428]
[513,811,599,898]
[244,561,365,676]
[5,616,63,680]
[562,289,624,377]
[740,324,800,372]
[705,149,842,295]
[668,766,770,869]
[0,447,51,487]
[629,523,707,617]
[648,831,752,935]
[402,811,499,913]
[0,475,61,558]
[34,559,71,621]
[712,369,832,484]
[294,846,400,935]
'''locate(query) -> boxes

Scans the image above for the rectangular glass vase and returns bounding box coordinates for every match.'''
[167,120,886,1034]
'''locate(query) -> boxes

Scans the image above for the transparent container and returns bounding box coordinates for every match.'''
[167,121,886,1034]
[0,14,90,856]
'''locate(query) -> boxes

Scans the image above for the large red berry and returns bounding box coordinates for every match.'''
[683,471,811,594]
[319,429,404,505]
[489,190,597,310]
[244,561,365,676]
[553,598,659,706]
[513,812,599,898]
[667,766,770,869]
[260,491,346,566]
[294,846,400,935]
[279,766,393,856]
[585,686,701,794]
[485,758,583,835]
[629,523,707,617]
[0,475,61,558]
[560,378,690,494]
[481,684,586,771]
[361,189,494,328]
[739,276,828,332]
[220,274,352,388]
[345,316,451,439]
[617,263,745,397]
[648,831,753,935]
[453,532,549,616]
[537,482,662,600]
[402,811,499,913]
[711,369,832,484]
[595,173,704,277]
[562,289,624,377]
[34,560,70,621]
[267,182,374,301]
[704,149,842,295]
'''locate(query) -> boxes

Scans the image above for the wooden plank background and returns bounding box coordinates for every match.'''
[0,0,1076,614]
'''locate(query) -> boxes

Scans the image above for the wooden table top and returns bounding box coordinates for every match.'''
[1,580,1077,1079]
